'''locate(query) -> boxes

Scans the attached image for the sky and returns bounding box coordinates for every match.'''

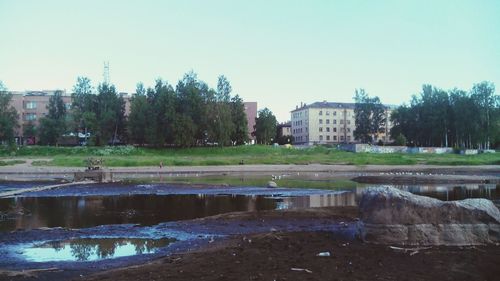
[1,0,499,122]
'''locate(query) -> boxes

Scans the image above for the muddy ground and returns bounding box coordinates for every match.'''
[83,231,500,281]
[1,207,499,281]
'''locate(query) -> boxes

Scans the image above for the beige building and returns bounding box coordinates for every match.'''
[291,101,393,145]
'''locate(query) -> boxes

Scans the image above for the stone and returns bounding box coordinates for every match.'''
[267,181,278,188]
[359,186,500,245]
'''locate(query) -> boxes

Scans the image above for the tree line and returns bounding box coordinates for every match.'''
[0,72,255,147]
[390,82,499,149]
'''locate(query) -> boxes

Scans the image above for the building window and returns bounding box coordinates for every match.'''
[326,127,330,132]
[319,110,323,115]
[347,120,351,125]
[24,113,36,121]
[333,136,337,141]
[347,136,351,141]
[347,128,351,133]
[326,111,330,115]
[340,136,344,141]
[333,127,337,132]
[333,111,337,116]
[340,119,344,124]
[25,101,37,109]
[319,119,323,124]
[326,135,330,141]
[319,135,323,141]
[319,127,323,132]
[333,119,337,124]
[326,119,330,124]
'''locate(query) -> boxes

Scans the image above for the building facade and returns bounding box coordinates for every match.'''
[9,90,72,143]
[291,101,393,145]
[244,102,257,144]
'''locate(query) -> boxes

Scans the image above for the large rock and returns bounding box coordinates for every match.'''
[359,186,500,245]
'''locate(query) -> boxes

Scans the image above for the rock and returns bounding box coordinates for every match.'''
[267,181,278,188]
[359,186,500,246]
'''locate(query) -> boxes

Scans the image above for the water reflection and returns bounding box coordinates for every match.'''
[23,237,175,262]
[0,194,276,232]
[356,184,499,202]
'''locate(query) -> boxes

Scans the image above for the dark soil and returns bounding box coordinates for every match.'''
[82,231,500,281]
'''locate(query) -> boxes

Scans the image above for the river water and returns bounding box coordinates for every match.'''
[0,181,498,263]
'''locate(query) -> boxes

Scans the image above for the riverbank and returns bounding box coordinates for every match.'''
[0,162,499,184]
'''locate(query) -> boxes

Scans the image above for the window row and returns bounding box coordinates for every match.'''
[318,119,351,125]
[318,127,351,133]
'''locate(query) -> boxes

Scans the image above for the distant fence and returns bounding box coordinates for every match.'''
[339,144,455,154]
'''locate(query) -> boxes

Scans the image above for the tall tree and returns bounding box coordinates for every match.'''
[230,95,248,145]
[254,108,277,145]
[38,90,67,145]
[71,77,96,145]
[127,83,150,145]
[211,75,234,146]
[93,83,125,146]
[0,82,19,145]
[353,89,386,143]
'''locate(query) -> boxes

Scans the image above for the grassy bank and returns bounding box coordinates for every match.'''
[121,175,359,190]
[1,145,499,167]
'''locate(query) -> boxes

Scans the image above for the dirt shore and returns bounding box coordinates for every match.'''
[0,162,499,183]
[80,207,500,281]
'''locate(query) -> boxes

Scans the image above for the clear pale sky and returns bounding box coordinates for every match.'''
[1,0,499,122]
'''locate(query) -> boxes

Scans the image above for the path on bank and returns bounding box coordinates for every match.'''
[0,161,499,183]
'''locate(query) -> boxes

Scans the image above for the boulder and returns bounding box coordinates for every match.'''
[359,186,500,245]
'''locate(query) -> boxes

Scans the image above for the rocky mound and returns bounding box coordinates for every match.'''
[359,186,500,245]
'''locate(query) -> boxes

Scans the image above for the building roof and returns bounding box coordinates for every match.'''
[291,101,397,113]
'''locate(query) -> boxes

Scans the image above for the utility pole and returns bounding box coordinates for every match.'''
[103,61,110,85]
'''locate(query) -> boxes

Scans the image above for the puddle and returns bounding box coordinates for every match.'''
[21,237,176,262]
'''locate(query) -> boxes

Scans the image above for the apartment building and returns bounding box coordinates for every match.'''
[291,101,393,145]
[9,90,72,142]
[244,102,257,144]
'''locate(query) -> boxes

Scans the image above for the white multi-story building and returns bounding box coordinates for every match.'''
[291,101,393,145]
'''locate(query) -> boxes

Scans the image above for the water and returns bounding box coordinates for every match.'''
[21,237,176,262]
[1,184,498,233]
[0,194,277,232]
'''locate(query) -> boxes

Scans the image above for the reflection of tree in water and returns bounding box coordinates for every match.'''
[46,240,64,252]
[66,238,176,261]
[70,240,95,261]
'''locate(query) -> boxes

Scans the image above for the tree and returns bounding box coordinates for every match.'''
[23,121,37,144]
[93,83,125,146]
[254,108,277,144]
[0,82,19,145]
[353,89,386,143]
[210,75,234,146]
[230,95,248,145]
[71,77,96,145]
[127,83,150,145]
[38,90,67,145]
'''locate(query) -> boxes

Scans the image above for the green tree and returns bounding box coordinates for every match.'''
[22,121,37,144]
[230,95,248,145]
[353,89,386,143]
[0,82,19,145]
[71,77,96,145]
[93,83,125,146]
[38,90,67,145]
[127,83,150,145]
[210,75,234,146]
[254,108,277,145]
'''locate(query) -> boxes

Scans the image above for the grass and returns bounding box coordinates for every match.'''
[0,160,25,166]
[121,175,360,190]
[1,145,499,167]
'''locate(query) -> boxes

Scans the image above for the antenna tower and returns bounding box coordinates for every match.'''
[103,61,110,84]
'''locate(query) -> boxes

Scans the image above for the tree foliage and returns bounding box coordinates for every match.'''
[390,82,499,148]
[126,72,248,147]
[254,108,277,144]
[353,89,386,143]
[38,90,67,145]
[0,82,19,145]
